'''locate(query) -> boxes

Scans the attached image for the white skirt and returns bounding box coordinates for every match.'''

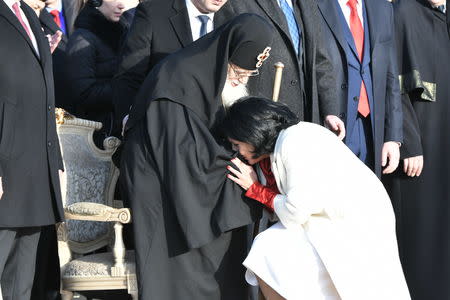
[243,222,341,300]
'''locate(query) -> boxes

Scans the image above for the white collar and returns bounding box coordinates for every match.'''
[185,0,214,20]
[338,0,362,8]
[3,0,20,9]
[46,0,63,12]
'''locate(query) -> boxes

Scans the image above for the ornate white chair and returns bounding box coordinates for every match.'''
[55,110,137,300]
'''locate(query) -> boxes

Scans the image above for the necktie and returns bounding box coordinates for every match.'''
[12,2,32,40]
[198,15,209,38]
[347,0,370,117]
[279,0,301,55]
[50,9,62,28]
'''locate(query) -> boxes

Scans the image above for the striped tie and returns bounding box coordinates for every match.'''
[279,0,301,55]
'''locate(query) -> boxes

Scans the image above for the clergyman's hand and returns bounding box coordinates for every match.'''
[403,155,424,177]
[47,30,62,54]
[227,157,258,190]
[382,141,400,174]
[324,115,346,140]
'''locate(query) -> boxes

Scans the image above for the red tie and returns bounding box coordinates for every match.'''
[50,9,61,28]
[12,2,32,40]
[347,0,370,117]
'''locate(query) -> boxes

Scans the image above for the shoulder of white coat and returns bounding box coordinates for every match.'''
[278,122,336,149]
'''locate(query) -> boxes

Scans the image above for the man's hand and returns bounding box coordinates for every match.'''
[227,158,258,190]
[381,141,400,174]
[403,155,424,177]
[324,115,346,140]
[47,30,62,54]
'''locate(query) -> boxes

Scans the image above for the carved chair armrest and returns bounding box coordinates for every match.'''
[64,202,131,277]
[65,202,131,224]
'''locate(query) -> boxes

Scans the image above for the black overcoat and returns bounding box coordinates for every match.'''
[0,0,64,227]
[383,0,450,298]
[66,6,127,145]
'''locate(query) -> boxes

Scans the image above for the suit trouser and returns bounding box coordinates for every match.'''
[0,227,41,300]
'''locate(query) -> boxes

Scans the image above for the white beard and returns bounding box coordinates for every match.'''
[221,80,249,108]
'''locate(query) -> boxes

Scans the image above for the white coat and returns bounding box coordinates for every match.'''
[243,122,410,300]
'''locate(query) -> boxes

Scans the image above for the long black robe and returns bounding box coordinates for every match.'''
[383,1,450,299]
[120,14,274,299]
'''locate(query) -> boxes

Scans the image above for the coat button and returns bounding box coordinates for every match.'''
[48,105,52,111]
[290,80,298,86]
[338,113,346,119]
[353,96,359,102]
[361,70,365,75]
[48,141,52,147]
[341,83,347,89]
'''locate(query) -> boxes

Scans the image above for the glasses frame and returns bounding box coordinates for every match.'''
[229,64,259,85]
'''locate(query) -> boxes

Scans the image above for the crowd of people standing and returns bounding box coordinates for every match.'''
[0,0,448,299]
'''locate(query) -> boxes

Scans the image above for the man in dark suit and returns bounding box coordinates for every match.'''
[43,0,81,36]
[230,0,344,132]
[317,0,402,177]
[39,7,73,112]
[113,0,236,124]
[0,0,63,298]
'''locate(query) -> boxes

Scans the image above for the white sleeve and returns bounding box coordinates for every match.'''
[273,125,343,228]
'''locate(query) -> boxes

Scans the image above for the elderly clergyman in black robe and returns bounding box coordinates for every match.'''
[119,14,275,299]
[383,0,449,299]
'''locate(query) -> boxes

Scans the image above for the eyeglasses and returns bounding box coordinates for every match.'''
[229,64,259,84]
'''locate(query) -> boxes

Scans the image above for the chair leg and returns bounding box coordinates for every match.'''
[60,290,73,300]
[130,292,138,300]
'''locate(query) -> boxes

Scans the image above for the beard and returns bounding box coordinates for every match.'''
[221,80,249,108]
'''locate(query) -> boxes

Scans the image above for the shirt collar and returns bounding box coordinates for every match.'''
[432,3,446,13]
[185,0,214,20]
[278,0,294,9]
[46,0,63,13]
[3,0,20,9]
[338,0,362,8]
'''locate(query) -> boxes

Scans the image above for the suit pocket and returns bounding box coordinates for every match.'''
[0,99,17,159]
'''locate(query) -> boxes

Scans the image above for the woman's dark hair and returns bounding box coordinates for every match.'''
[221,97,299,158]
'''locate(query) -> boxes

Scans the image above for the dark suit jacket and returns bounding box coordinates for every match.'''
[39,9,73,113]
[317,0,402,176]
[113,0,237,122]
[231,0,338,122]
[0,0,64,227]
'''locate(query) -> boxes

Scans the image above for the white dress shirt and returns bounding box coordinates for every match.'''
[3,0,40,56]
[337,0,364,29]
[185,0,215,41]
[45,0,62,13]
[277,0,294,10]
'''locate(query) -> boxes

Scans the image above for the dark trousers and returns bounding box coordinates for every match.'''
[346,115,374,170]
[31,225,61,300]
[0,227,41,300]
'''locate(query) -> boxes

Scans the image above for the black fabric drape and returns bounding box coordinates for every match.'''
[383,1,450,299]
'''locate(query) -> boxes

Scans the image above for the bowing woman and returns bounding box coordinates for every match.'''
[222,97,410,300]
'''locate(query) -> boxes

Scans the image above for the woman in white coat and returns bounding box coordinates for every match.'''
[223,97,410,300]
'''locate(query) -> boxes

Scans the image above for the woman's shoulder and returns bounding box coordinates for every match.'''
[280,122,334,143]
[275,122,342,158]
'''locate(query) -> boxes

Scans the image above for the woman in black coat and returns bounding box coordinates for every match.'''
[67,0,127,147]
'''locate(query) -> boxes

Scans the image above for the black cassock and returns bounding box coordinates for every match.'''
[383,0,450,299]
[119,14,274,299]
